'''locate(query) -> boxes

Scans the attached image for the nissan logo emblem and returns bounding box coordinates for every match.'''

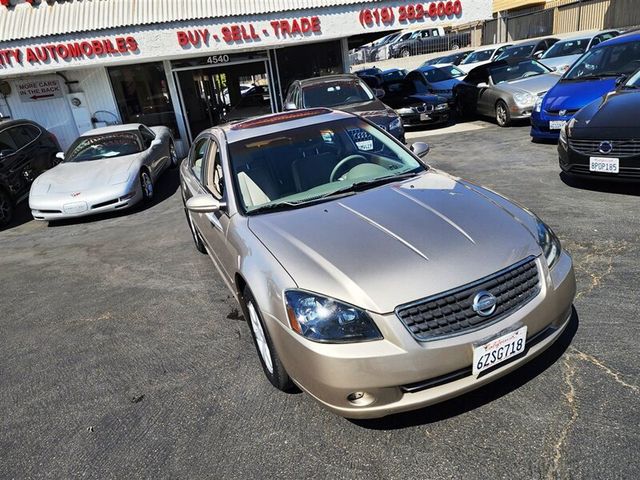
[472,291,498,317]
[599,141,613,154]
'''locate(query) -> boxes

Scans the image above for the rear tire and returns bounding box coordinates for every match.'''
[451,43,460,50]
[242,287,294,392]
[496,100,511,127]
[0,188,14,228]
[400,48,411,58]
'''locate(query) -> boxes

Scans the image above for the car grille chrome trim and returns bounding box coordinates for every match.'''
[545,108,579,116]
[395,256,540,342]
[568,139,640,158]
[414,104,435,114]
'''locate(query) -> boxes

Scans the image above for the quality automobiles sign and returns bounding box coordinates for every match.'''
[16,77,63,102]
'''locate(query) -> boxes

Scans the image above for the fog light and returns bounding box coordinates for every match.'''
[347,391,375,406]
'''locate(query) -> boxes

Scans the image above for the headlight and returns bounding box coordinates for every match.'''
[513,91,535,107]
[436,103,449,111]
[559,124,568,145]
[396,107,414,115]
[285,290,383,343]
[389,116,402,131]
[534,96,543,113]
[536,219,561,269]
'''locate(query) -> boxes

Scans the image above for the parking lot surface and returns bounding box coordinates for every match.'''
[1,122,638,480]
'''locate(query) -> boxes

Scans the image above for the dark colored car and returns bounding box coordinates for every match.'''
[407,65,466,101]
[381,73,451,128]
[284,74,405,142]
[0,119,60,226]
[495,37,559,61]
[558,68,640,180]
[389,28,471,58]
[354,67,383,79]
[421,51,472,67]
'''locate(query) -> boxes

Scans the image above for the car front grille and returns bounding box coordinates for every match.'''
[395,257,540,342]
[545,108,579,117]
[568,139,640,158]
[414,104,435,114]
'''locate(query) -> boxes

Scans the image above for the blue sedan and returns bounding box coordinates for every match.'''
[531,32,640,140]
[408,65,466,101]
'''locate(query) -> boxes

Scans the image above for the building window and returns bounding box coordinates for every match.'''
[108,62,180,138]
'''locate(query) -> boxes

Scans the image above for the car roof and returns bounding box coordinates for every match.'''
[217,109,356,144]
[592,30,640,49]
[298,74,361,87]
[81,123,143,137]
[554,30,616,42]
[0,119,42,130]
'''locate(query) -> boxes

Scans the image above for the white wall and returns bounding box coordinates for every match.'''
[65,67,122,126]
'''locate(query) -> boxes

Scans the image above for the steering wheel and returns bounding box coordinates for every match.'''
[330,155,368,182]
[344,96,363,104]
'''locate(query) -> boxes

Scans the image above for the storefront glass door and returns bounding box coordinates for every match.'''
[175,59,272,140]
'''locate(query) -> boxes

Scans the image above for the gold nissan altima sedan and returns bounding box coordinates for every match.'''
[180,108,576,419]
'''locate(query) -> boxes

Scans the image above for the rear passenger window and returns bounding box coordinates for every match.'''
[10,124,40,148]
[191,138,209,182]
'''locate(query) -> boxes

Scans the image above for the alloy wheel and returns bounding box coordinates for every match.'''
[141,172,154,199]
[496,103,508,127]
[247,301,274,374]
[170,144,178,167]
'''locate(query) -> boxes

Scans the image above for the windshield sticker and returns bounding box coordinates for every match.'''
[320,130,335,143]
[356,140,374,151]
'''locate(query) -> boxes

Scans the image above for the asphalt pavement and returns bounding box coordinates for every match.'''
[1,121,638,479]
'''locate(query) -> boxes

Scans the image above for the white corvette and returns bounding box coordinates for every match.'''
[29,124,177,221]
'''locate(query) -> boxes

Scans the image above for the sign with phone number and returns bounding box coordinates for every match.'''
[358,1,463,28]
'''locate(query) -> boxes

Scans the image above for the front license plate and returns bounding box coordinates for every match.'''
[472,325,527,376]
[63,201,88,214]
[549,120,567,130]
[590,156,619,173]
[420,113,431,121]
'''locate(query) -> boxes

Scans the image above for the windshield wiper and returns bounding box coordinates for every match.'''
[247,191,357,215]
[320,171,420,198]
[563,72,622,81]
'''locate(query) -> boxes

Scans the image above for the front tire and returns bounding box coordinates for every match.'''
[0,188,14,227]
[400,48,411,58]
[139,170,154,203]
[184,207,206,254]
[496,100,511,127]
[242,287,294,392]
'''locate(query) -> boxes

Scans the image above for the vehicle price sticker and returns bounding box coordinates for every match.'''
[356,140,374,151]
[472,325,527,376]
[549,120,567,130]
[590,157,619,173]
[420,113,432,121]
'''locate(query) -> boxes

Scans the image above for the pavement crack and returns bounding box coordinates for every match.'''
[570,347,640,394]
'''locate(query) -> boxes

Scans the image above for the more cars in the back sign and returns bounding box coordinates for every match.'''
[532,31,640,140]
[29,124,177,221]
[454,59,560,127]
[495,37,559,62]
[180,108,576,419]
[559,68,640,179]
[0,119,60,227]
[284,74,404,142]
[539,30,619,73]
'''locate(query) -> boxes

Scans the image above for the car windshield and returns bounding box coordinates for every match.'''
[563,40,640,80]
[66,132,141,162]
[489,60,550,84]
[378,34,399,46]
[623,69,640,88]
[496,45,535,60]
[542,38,589,58]
[229,117,425,214]
[302,80,374,108]
[421,66,462,83]
[382,70,407,81]
[422,57,444,66]
[461,49,494,64]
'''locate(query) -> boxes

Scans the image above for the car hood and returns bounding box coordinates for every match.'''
[31,154,138,195]
[337,98,398,125]
[430,78,461,92]
[571,90,640,137]
[494,73,560,96]
[542,77,617,112]
[457,60,490,73]
[248,170,541,314]
[539,55,581,71]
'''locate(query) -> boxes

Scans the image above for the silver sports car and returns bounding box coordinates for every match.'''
[180,108,576,419]
[29,124,177,221]
[454,58,561,127]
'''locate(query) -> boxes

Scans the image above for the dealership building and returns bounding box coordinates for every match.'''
[0,0,491,153]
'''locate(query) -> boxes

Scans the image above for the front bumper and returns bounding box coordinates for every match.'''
[559,140,640,180]
[268,252,576,418]
[531,110,571,140]
[400,110,450,127]
[30,187,143,221]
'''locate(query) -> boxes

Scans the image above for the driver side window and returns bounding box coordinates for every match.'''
[205,141,224,199]
[140,126,155,149]
[190,138,209,183]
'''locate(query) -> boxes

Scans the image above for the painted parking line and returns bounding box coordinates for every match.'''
[405,121,489,139]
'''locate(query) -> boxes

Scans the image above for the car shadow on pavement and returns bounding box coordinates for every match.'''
[351,307,579,430]
[560,173,640,197]
[47,169,181,227]
[0,201,33,232]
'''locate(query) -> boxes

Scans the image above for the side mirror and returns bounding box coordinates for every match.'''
[56,152,65,160]
[615,75,627,88]
[374,88,386,98]
[411,142,430,158]
[477,82,489,88]
[186,194,226,213]
[283,101,297,111]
